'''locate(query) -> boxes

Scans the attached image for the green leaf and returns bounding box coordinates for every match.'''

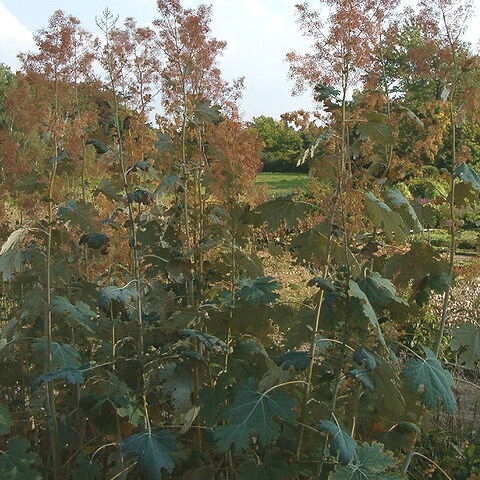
[319,420,357,465]
[0,437,42,480]
[159,363,195,414]
[33,340,81,368]
[402,347,457,413]
[399,106,424,127]
[128,189,155,206]
[308,276,337,291]
[353,348,377,371]
[154,133,175,153]
[57,200,96,230]
[98,285,138,312]
[85,138,108,154]
[32,367,85,390]
[192,101,221,125]
[348,280,387,349]
[14,174,46,195]
[384,241,450,305]
[128,160,151,173]
[276,351,309,370]
[72,451,102,480]
[331,442,403,480]
[94,178,122,202]
[52,296,97,332]
[249,195,316,231]
[381,422,420,453]
[0,404,12,435]
[357,272,407,310]
[384,189,422,233]
[237,277,280,306]
[0,250,24,282]
[79,234,109,253]
[348,368,374,392]
[453,163,480,190]
[365,192,407,243]
[0,228,28,281]
[357,113,393,146]
[121,431,177,479]
[314,82,340,102]
[180,329,227,352]
[215,378,297,451]
[20,287,45,320]
[450,322,480,369]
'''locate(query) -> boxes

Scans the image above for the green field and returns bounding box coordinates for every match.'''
[256,172,309,195]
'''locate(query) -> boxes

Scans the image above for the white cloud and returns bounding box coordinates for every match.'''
[0,1,35,70]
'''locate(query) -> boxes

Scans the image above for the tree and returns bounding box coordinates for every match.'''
[250,116,305,172]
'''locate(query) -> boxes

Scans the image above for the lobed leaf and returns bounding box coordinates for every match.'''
[450,322,480,369]
[215,378,297,451]
[121,431,177,479]
[0,437,42,480]
[402,347,456,413]
[319,420,357,465]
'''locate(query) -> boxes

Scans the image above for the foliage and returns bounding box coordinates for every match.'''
[0,0,478,479]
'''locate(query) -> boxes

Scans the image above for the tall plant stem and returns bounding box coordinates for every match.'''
[434,4,459,357]
[45,159,60,479]
[295,262,330,461]
[434,104,456,356]
[316,71,352,480]
[99,12,151,433]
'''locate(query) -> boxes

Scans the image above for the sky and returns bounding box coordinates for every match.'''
[0,0,316,120]
[1,0,479,121]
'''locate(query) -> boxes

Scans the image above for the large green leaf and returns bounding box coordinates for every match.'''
[357,272,407,310]
[79,233,109,253]
[331,442,403,480]
[72,451,102,480]
[402,347,456,413]
[357,113,393,145]
[57,200,97,230]
[0,228,28,281]
[384,241,450,305]
[215,378,297,451]
[291,222,354,266]
[52,296,97,332]
[121,431,176,480]
[159,363,195,414]
[32,366,85,390]
[348,280,387,349]
[0,437,42,480]
[0,404,12,436]
[319,420,357,465]
[314,82,340,102]
[365,192,407,243]
[453,163,480,190]
[192,101,221,126]
[33,340,81,368]
[450,322,480,369]
[381,422,420,453]
[249,195,316,231]
[236,277,280,306]
[384,189,422,233]
[180,329,227,352]
[276,351,309,370]
[98,285,138,312]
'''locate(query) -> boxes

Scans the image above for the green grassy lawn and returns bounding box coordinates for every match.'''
[428,229,478,254]
[256,172,309,195]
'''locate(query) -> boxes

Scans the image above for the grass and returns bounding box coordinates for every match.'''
[256,172,309,195]
[428,229,478,253]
